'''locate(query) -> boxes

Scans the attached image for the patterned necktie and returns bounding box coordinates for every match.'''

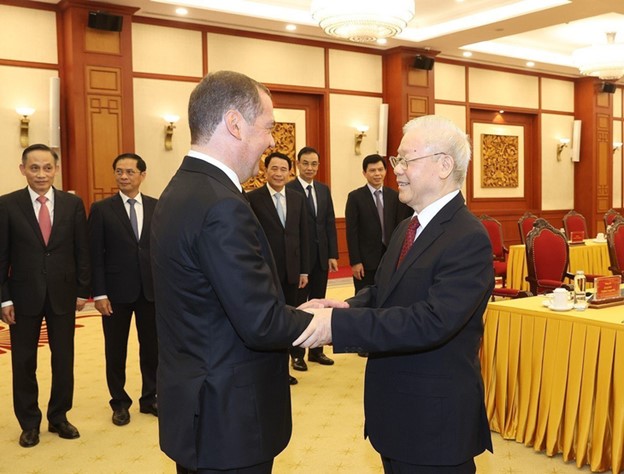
[306,185,316,217]
[397,216,420,268]
[128,198,139,240]
[275,192,286,227]
[374,189,385,245]
[37,195,51,245]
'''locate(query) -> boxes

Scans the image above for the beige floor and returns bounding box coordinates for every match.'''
[0,279,593,473]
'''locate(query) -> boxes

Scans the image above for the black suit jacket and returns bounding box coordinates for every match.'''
[286,178,338,270]
[247,185,309,285]
[0,187,90,315]
[345,185,412,270]
[88,192,157,303]
[151,156,313,470]
[332,193,494,466]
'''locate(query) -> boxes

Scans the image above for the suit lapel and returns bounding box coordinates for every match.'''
[141,196,155,243]
[260,186,282,228]
[17,188,45,246]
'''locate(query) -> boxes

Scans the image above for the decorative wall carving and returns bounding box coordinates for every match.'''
[480,133,519,188]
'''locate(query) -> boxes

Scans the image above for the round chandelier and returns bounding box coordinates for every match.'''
[572,32,624,81]
[310,0,415,43]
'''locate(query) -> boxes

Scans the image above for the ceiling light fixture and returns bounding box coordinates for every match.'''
[310,0,414,43]
[573,32,624,81]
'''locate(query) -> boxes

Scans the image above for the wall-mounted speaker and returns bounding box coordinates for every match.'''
[412,55,435,70]
[88,11,123,32]
[600,82,617,94]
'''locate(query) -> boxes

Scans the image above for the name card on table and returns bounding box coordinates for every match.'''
[569,230,585,244]
[589,275,624,308]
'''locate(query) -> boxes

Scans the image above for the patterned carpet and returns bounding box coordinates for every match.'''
[0,282,593,473]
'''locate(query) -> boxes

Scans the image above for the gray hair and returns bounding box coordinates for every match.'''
[188,70,271,144]
[403,115,471,186]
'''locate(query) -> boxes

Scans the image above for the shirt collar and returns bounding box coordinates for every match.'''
[297,176,313,190]
[366,183,383,195]
[119,191,142,205]
[187,149,242,192]
[266,184,285,197]
[28,186,54,204]
[415,190,459,230]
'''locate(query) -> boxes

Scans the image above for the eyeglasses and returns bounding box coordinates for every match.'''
[115,169,138,177]
[388,152,446,169]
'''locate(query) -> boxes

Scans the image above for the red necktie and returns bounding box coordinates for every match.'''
[37,195,52,245]
[397,216,420,268]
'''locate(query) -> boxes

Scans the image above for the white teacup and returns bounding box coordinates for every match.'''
[596,232,605,241]
[552,288,569,309]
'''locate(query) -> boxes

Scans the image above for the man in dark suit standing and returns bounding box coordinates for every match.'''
[296,116,494,473]
[345,154,412,294]
[88,153,158,427]
[151,71,344,474]
[248,152,309,386]
[0,144,90,448]
[286,147,338,370]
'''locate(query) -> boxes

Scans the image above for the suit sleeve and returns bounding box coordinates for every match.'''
[74,197,91,299]
[298,197,310,274]
[344,192,361,266]
[0,198,10,303]
[325,188,339,259]
[198,197,312,350]
[87,202,106,297]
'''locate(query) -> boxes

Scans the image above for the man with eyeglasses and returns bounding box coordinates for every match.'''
[88,153,159,427]
[286,146,339,370]
[295,115,494,473]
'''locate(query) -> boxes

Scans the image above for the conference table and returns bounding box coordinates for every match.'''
[506,240,610,291]
[481,295,624,472]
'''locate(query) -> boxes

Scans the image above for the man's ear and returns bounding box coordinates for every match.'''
[224,109,242,140]
[439,154,455,180]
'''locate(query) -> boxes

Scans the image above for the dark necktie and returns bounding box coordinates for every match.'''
[397,216,420,268]
[306,184,316,217]
[375,189,385,245]
[128,198,139,240]
[37,195,51,245]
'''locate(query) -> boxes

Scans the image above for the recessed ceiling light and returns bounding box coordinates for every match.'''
[376,38,388,45]
[285,24,297,31]
[463,51,473,57]
[175,7,188,15]
[526,61,535,67]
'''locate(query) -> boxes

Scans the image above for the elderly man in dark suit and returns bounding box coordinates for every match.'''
[151,71,344,474]
[0,144,91,448]
[345,153,412,294]
[296,115,494,473]
[286,147,338,370]
[88,153,158,427]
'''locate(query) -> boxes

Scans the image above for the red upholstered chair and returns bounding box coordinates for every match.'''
[563,210,588,240]
[607,216,624,276]
[525,218,573,295]
[604,208,622,229]
[480,215,508,287]
[517,211,538,244]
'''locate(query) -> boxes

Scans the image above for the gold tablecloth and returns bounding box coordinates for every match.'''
[481,296,624,472]
[506,240,610,291]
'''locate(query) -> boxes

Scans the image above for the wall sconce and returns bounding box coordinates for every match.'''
[354,125,369,155]
[614,142,623,154]
[556,138,570,161]
[163,114,180,151]
[16,107,35,148]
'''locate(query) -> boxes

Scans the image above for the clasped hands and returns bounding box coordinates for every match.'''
[294,298,348,348]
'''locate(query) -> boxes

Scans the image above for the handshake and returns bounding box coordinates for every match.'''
[294,299,349,348]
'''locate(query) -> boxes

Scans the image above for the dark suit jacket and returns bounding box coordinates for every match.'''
[0,187,90,315]
[345,185,412,270]
[151,156,313,470]
[286,178,338,270]
[247,185,309,286]
[332,193,494,466]
[88,193,157,303]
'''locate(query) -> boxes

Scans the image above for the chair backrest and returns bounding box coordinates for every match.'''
[604,208,622,229]
[525,218,570,294]
[480,215,505,261]
[517,211,538,245]
[563,210,588,239]
[607,216,624,275]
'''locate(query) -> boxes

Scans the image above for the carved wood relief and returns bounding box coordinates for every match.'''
[480,134,519,188]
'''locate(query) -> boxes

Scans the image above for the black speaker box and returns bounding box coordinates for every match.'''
[88,11,123,32]
[412,55,435,70]
[600,82,617,94]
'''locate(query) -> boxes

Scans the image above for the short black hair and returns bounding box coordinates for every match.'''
[362,154,386,172]
[264,151,292,170]
[297,146,319,161]
[22,144,58,164]
[112,153,146,172]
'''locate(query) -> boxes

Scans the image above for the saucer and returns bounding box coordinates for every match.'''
[593,238,607,243]
[548,302,574,312]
